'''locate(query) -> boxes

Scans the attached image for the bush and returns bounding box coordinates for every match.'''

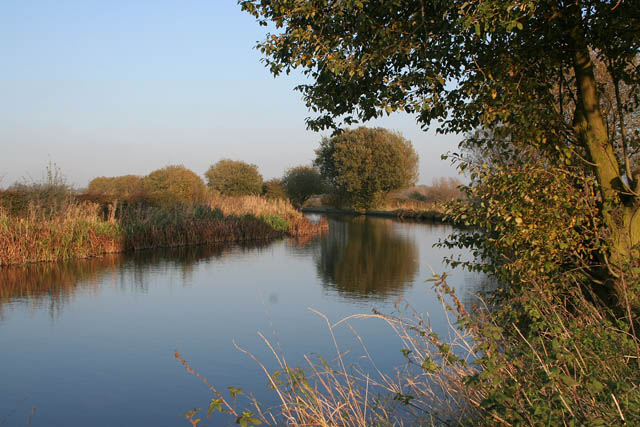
[262,178,287,200]
[314,127,418,210]
[281,165,325,207]
[144,165,207,206]
[87,175,145,197]
[205,159,263,196]
[408,190,428,202]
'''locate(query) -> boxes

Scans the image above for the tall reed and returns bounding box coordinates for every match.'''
[209,193,302,219]
[0,195,327,266]
[0,202,122,266]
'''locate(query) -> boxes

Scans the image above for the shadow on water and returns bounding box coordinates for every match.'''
[314,215,420,300]
[0,240,275,321]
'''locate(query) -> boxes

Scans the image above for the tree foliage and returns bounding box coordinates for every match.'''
[205,159,263,196]
[314,127,418,210]
[281,165,324,207]
[241,0,640,299]
[87,175,145,197]
[262,178,287,200]
[144,165,207,206]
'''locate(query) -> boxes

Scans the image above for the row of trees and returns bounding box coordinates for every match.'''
[87,162,295,205]
[87,166,208,205]
[271,127,421,209]
[88,127,421,209]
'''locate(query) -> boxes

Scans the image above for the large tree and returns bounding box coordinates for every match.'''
[205,159,264,196]
[315,127,418,210]
[281,165,325,207]
[241,0,640,301]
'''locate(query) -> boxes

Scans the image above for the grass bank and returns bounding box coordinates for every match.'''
[302,198,448,222]
[301,182,458,222]
[0,194,327,267]
[302,205,446,221]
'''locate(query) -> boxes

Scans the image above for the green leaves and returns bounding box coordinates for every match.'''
[421,357,439,373]
[205,160,264,197]
[228,386,243,398]
[208,399,223,417]
[281,165,324,207]
[236,411,262,427]
[314,127,418,210]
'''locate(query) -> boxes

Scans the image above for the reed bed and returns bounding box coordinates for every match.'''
[209,194,302,219]
[119,205,289,251]
[0,195,327,266]
[0,202,122,266]
[208,193,328,240]
[372,199,446,221]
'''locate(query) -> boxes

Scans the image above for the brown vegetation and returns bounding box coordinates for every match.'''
[0,191,327,267]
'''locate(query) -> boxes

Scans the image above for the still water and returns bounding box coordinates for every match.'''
[0,215,485,426]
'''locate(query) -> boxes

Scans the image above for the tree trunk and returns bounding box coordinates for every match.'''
[570,25,640,309]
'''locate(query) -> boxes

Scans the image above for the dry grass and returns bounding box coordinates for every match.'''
[177,272,640,426]
[0,202,122,266]
[209,194,302,219]
[0,195,327,266]
[176,275,483,426]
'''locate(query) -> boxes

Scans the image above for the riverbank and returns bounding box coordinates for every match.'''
[301,205,447,222]
[0,196,328,267]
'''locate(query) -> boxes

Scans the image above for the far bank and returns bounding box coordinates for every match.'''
[301,205,447,222]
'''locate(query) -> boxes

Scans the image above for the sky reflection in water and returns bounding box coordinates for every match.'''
[0,215,485,426]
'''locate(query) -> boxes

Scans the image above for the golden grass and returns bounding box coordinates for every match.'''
[0,195,327,266]
[0,202,122,266]
[209,194,302,219]
[176,276,482,426]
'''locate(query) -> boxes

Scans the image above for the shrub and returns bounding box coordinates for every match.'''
[87,175,145,197]
[281,165,325,207]
[408,190,428,202]
[205,159,263,196]
[314,127,418,210]
[262,178,287,200]
[144,165,207,206]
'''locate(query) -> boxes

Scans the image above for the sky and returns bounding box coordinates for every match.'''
[0,0,462,188]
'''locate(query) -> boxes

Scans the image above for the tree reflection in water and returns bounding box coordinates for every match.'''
[315,215,419,300]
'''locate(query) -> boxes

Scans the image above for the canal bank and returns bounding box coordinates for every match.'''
[302,206,448,222]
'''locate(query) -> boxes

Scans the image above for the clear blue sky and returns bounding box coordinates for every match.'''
[0,0,461,188]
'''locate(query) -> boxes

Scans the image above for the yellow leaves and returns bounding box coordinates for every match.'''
[515,217,523,225]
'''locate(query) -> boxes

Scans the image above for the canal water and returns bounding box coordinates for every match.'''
[0,215,485,426]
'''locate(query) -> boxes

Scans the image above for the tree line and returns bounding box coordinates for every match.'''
[86,126,423,210]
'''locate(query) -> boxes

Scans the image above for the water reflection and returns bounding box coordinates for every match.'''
[0,215,486,427]
[0,254,122,320]
[0,241,274,320]
[315,215,419,300]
